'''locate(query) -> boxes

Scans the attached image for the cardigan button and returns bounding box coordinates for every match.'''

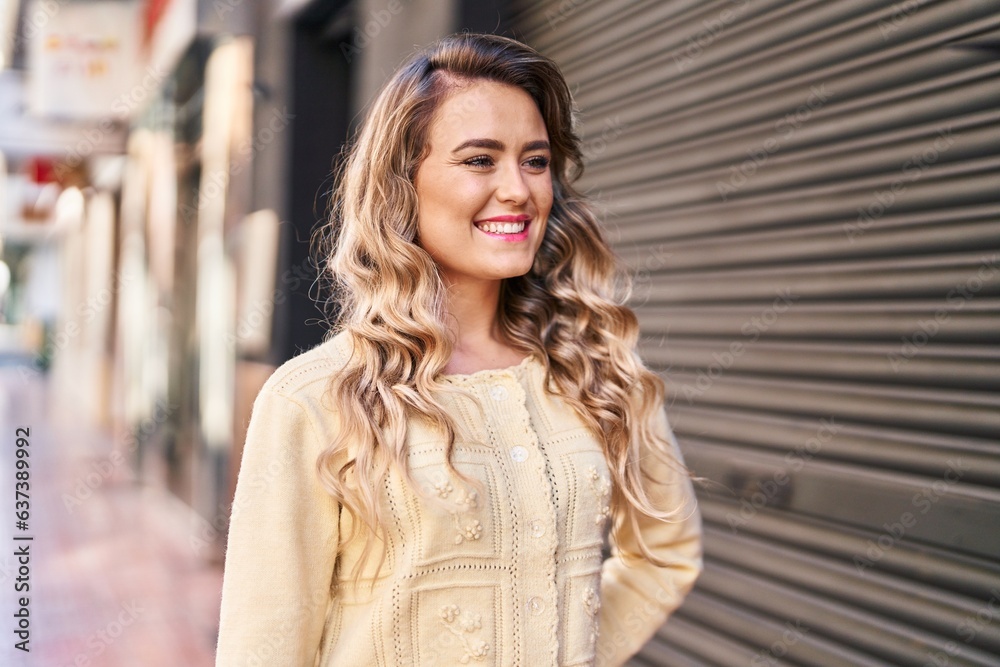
[529,519,545,538]
[509,446,528,463]
[526,596,544,615]
[489,384,508,401]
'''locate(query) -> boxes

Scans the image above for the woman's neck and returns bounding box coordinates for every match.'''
[440,276,523,374]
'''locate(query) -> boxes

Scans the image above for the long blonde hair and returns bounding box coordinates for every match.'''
[315,32,688,580]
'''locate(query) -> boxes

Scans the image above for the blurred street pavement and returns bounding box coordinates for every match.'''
[0,363,222,667]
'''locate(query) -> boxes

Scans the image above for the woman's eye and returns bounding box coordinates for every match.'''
[525,156,550,170]
[464,156,494,168]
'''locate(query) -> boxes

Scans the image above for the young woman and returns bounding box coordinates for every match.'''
[216,32,702,667]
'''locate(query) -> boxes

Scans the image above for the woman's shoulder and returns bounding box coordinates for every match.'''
[259,330,354,405]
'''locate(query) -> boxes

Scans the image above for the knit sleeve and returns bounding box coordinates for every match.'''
[595,403,703,667]
[216,384,339,666]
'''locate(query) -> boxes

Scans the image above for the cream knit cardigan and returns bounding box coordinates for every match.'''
[216,332,702,666]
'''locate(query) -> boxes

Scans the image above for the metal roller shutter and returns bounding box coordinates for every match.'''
[509,1,1000,665]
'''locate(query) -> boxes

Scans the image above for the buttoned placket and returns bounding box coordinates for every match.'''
[480,368,560,663]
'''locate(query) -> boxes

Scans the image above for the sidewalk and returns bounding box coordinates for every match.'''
[0,365,222,667]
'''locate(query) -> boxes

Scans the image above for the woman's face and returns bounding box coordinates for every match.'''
[413,79,553,288]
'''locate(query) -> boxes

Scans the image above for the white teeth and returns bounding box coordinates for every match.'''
[477,221,526,234]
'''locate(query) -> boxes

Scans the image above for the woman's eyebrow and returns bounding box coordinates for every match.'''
[451,138,551,153]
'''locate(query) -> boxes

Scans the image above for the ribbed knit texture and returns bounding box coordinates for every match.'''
[216,332,702,666]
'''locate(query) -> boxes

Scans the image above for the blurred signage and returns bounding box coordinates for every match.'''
[27,1,143,120]
[143,0,173,46]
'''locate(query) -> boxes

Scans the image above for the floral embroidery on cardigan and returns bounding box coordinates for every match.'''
[432,475,484,544]
[439,604,491,663]
[582,586,601,644]
[432,478,454,498]
[587,465,612,526]
[453,517,483,543]
[455,488,478,509]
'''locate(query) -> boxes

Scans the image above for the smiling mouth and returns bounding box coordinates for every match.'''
[474,221,527,234]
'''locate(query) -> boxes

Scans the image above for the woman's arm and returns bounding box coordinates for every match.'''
[595,403,704,667]
[216,384,339,666]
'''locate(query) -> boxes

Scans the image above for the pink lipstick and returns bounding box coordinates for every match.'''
[474,215,532,242]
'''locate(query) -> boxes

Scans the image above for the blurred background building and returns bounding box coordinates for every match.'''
[0,0,997,665]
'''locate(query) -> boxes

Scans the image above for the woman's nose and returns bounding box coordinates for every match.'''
[495,161,530,205]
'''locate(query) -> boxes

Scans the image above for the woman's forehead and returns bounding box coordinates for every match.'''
[427,80,548,147]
